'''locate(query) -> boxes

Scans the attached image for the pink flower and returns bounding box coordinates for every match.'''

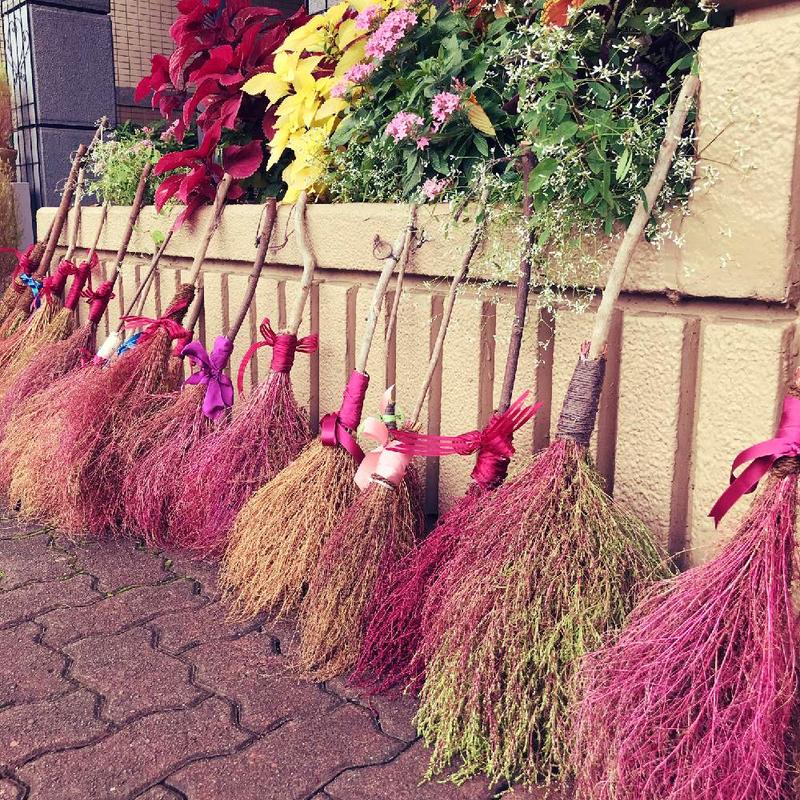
[422,177,449,201]
[355,4,384,30]
[365,9,418,61]
[386,111,424,142]
[344,62,376,84]
[416,136,430,150]
[431,92,461,125]
[331,81,349,98]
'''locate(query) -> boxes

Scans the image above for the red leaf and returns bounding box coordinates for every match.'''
[262,107,278,140]
[197,120,222,158]
[154,148,200,176]
[222,141,263,179]
[174,198,205,231]
[134,75,153,104]
[226,183,246,201]
[182,78,217,126]
[218,94,242,129]
[154,173,184,211]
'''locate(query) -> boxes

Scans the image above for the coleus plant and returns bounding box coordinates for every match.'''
[135,0,310,225]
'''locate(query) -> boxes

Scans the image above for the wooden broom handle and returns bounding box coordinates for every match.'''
[38,143,87,277]
[63,168,85,262]
[356,207,417,374]
[287,191,317,336]
[498,147,534,413]
[226,198,278,340]
[589,73,699,359]
[187,173,233,287]
[409,189,489,428]
[184,286,205,336]
[385,205,417,348]
[86,202,110,262]
[108,164,151,287]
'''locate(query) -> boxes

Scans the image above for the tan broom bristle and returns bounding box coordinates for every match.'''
[299,473,423,681]
[220,439,360,620]
[0,240,46,325]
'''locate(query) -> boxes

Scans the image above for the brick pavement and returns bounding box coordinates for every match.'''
[0,517,556,800]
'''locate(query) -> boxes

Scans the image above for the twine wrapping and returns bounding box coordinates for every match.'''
[65,255,99,311]
[320,369,369,464]
[83,280,116,324]
[555,352,606,446]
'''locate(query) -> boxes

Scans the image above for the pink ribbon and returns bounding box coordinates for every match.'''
[120,297,191,343]
[320,370,369,465]
[709,393,800,526]
[36,259,78,308]
[236,317,318,394]
[82,279,115,324]
[182,336,235,421]
[354,387,411,490]
[392,391,543,489]
[0,245,34,279]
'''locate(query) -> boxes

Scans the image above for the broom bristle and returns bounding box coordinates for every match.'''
[172,369,311,559]
[119,383,213,547]
[415,437,671,787]
[0,242,45,325]
[220,439,359,619]
[299,467,425,681]
[572,472,799,800]
[353,482,485,696]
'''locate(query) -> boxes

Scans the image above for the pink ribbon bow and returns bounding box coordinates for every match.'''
[354,387,412,490]
[320,370,369,465]
[709,393,800,526]
[182,336,235,422]
[236,317,318,394]
[120,297,191,344]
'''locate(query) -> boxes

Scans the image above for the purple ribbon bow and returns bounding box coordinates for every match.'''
[182,336,235,422]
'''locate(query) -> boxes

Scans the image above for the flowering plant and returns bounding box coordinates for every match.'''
[135,0,309,224]
[242,0,399,203]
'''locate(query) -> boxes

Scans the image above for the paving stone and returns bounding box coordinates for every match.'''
[0,689,108,766]
[149,601,263,656]
[0,519,46,541]
[169,703,403,799]
[60,539,171,594]
[0,780,22,799]
[0,535,75,590]
[363,693,419,743]
[501,785,572,799]
[161,551,219,591]
[17,697,249,800]
[0,575,99,629]
[0,624,67,706]
[263,616,300,657]
[325,741,494,800]
[66,627,206,724]
[187,633,336,733]
[134,787,184,800]
[40,580,205,648]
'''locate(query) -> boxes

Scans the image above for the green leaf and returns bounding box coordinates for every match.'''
[615,148,632,182]
[530,158,558,191]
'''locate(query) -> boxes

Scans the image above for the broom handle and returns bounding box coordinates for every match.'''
[38,142,87,277]
[408,189,489,428]
[86,202,110,262]
[385,205,416,347]
[589,73,699,359]
[227,197,278,340]
[498,147,534,413]
[187,173,233,287]
[356,207,417,374]
[115,229,175,329]
[63,168,85,262]
[107,164,152,289]
[184,285,205,335]
[287,192,317,337]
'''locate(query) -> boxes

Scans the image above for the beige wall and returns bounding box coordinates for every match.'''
[41,7,800,566]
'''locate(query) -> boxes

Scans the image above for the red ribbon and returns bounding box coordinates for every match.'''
[64,254,99,310]
[38,259,78,307]
[120,310,190,343]
[236,317,318,395]
[0,245,35,279]
[709,393,800,526]
[82,279,116,324]
[320,370,369,465]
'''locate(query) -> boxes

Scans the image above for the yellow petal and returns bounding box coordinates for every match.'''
[268,126,291,167]
[336,18,363,50]
[316,96,349,120]
[333,44,367,78]
[242,72,290,103]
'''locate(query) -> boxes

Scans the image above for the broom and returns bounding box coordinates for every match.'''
[411,74,699,788]
[571,336,800,788]
[43,174,234,537]
[118,198,279,547]
[0,140,89,338]
[219,207,418,618]
[171,191,319,559]
[352,152,542,697]
[297,199,492,681]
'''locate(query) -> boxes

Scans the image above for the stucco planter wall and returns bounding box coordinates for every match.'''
[39,8,800,565]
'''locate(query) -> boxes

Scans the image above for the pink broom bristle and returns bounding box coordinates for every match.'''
[171,362,312,560]
[572,470,799,800]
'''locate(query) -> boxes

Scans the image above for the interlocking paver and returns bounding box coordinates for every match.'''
[186,633,336,733]
[168,703,404,799]
[162,551,220,590]
[0,779,21,799]
[149,600,263,655]
[61,539,172,593]
[66,627,207,723]
[0,574,98,629]
[134,786,185,800]
[39,580,205,648]
[17,697,249,800]
[0,689,108,766]
[325,741,494,800]
[0,534,75,589]
[0,624,67,706]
